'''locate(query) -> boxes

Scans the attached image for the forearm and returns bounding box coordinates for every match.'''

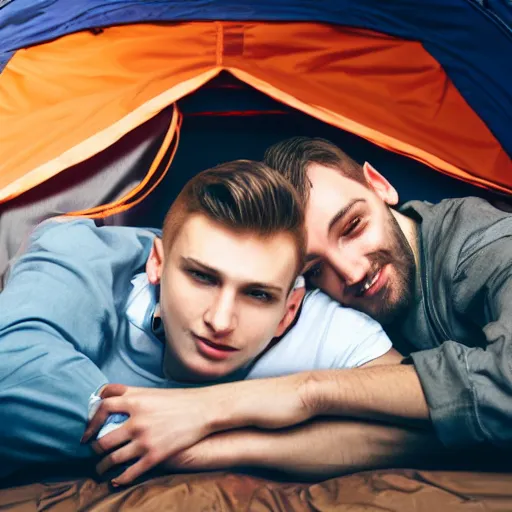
[206,372,310,432]
[243,420,449,478]
[207,365,429,435]
[306,364,429,426]
[170,419,452,479]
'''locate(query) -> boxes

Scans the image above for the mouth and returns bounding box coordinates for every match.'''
[193,333,239,361]
[355,267,386,298]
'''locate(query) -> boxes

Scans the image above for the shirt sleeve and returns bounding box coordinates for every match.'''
[0,219,148,478]
[411,232,512,448]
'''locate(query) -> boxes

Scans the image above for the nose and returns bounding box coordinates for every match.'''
[203,289,237,335]
[327,248,370,287]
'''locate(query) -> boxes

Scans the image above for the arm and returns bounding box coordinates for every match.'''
[90,381,435,485]
[91,227,512,484]
[164,420,452,480]
[204,364,429,433]
[88,361,424,485]
[0,219,148,478]
[410,233,512,447]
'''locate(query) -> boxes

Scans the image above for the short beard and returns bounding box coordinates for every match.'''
[360,211,416,326]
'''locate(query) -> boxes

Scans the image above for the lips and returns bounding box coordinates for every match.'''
[354,267,385,298]
[195,335,238,352]
[193,333,239,361]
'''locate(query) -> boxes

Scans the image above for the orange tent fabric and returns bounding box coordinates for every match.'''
[0,22,510,205]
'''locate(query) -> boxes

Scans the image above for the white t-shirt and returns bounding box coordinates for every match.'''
[247,288,391,379]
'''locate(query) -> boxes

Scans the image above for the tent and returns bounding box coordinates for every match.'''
[1,0,511,278]
[1,1,512,209]
[1,0,512,508]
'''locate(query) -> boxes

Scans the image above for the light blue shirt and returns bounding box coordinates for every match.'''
[0,219,390,478]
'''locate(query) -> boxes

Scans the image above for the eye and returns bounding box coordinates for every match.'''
[186,269,217,286]
[245,289,275,303]
[343,216,362,236]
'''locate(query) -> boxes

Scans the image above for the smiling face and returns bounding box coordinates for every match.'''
[146,214,302,382]
[303,162,417,325]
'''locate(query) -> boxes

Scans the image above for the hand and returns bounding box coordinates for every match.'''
[83,373,316,485]
[82,384,218,485]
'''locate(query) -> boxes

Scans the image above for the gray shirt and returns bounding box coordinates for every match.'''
[399,197,512,448]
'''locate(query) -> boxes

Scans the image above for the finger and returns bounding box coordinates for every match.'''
[81,397,128,444]
[91,421,132,455]
[100,383,129,399]
[96,442,141,476]
[112,453,160,486]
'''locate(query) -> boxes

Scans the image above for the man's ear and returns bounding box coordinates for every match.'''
[274,285,306,338]
[363,162,399,206]
[146,238,165,285]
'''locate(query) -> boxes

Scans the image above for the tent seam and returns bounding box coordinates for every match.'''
[216,21,223,66]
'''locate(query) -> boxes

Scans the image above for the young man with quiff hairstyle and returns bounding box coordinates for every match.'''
[0,160,396,484]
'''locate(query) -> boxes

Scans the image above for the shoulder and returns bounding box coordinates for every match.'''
[402,197,511,241]
[405,197,511,268]
[289,289,391,366]
[434,196,511,233]
[7,218,161,289]
[26,217,161,259]
[447,197,512,256]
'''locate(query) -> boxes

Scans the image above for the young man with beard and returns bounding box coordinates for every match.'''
[87,137,512,485]
[263,136,512,452]
[0,160,396,484]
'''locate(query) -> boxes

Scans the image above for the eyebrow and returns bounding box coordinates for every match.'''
[327,199,366,233]
[182,257,285,294]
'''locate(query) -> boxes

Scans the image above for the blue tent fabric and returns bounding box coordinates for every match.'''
[473,0,512,31]
[1,0,511,158]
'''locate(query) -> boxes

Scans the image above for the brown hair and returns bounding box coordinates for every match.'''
[264,137,366,206]
[162,160,306,277]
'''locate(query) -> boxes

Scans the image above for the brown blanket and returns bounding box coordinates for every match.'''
[1,470,511,511]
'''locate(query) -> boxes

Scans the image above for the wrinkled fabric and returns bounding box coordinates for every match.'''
[0,107,172,290]
[2,469,512,511]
